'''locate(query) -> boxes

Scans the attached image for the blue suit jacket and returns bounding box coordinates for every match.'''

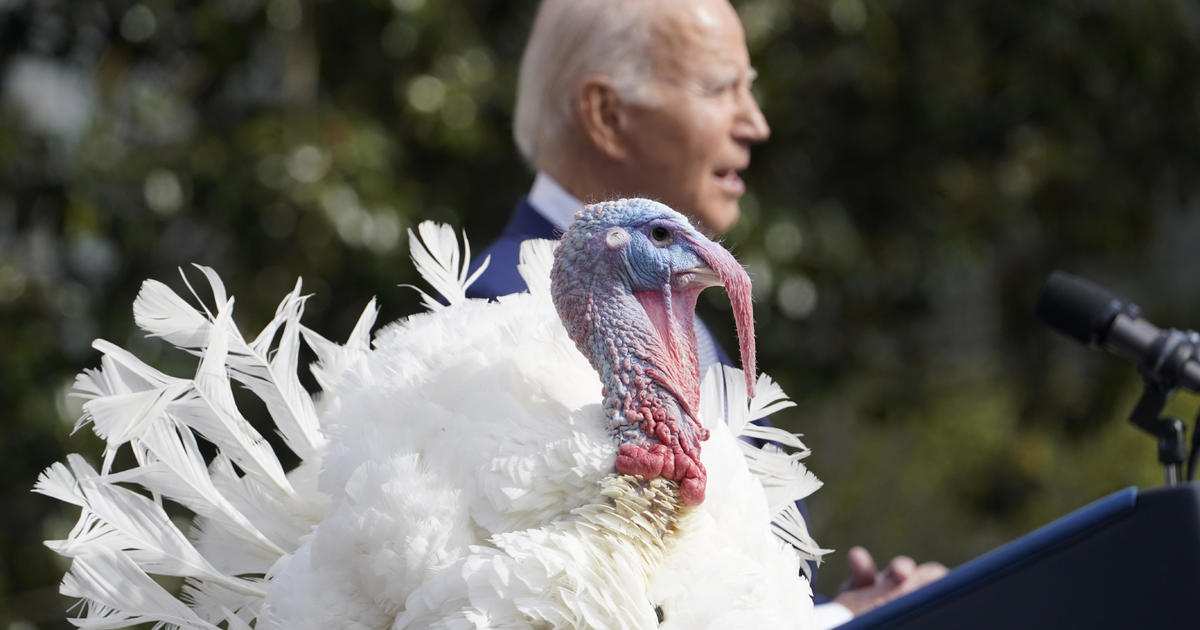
[467,197,560,300]
[467,197,821,589]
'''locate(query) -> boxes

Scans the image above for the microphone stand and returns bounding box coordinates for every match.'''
[1128,383,1186,485]
[1128,328,1200,486]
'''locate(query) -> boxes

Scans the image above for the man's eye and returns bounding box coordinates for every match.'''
[705,83,734,96]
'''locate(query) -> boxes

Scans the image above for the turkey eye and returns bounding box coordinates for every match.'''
[650,226,672,244]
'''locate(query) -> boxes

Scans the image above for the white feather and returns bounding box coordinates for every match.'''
[77,340,186,403]
[239,277,325,458]
[404,221,489,310]
[101,418,288,559]
[137,268,325,460]
[516,238,557,297]
[185,264,229,317]
[59,546,232,630]
[187,299,294,496]
[36,455,263,597]
[71,340,192,474]
[302,298,378,395]
[133,277,213,350]
[701,364,831,573]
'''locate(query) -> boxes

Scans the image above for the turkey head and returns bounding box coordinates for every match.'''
[551,198,756,506]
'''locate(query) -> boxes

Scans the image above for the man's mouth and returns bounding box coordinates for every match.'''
[713,168,746,195]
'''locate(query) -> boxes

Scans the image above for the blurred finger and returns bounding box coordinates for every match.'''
[914,561,949,584]
[884,555,916,583]
[896,562,949,597]
[846,546,878,588]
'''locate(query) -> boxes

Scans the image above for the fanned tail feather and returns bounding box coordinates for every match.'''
[134,267,325,461]
[66,336,293,565]
[41,266,375,626]
[60,547,251,630]
[188,299,295,497]
[302,298,378,394]
[35,456,265,597]
[404,221,489,310]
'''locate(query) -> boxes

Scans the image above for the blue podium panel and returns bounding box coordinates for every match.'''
[839,484,1200,629]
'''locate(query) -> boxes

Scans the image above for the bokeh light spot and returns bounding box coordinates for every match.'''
[407,75,445,113]
[830,0,867,34]
[144,168,183,215]
[765,219,804,261]
[366,210,402,253]
[0,264,28,304]
[120,5,157,43]
[287,145,331,184]
[777,274,819,319]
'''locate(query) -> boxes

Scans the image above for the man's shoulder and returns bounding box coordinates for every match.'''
[466,198,559,300]
[467,233,531,299]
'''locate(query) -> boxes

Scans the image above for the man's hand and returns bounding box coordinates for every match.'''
[832,546,948,616]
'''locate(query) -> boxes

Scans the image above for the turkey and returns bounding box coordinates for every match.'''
[36,198,826,629]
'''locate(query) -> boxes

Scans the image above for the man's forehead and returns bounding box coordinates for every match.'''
[692,3,721,28]
[648,0,749,78]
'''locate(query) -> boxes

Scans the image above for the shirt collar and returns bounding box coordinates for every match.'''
[528,172,584,231]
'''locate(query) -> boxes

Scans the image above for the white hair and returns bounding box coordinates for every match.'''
[512,0,662,168]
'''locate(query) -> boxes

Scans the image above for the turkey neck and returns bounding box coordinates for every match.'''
[579,280,711,506]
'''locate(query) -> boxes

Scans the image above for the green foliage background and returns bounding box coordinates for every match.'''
[3,0,1199,625]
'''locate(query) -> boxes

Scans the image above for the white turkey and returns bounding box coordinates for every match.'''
[36,198,826,629]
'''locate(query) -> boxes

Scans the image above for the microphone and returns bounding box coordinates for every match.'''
[1035,271,1200,393]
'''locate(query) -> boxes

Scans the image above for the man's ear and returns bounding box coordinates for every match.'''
[577,76,627,160]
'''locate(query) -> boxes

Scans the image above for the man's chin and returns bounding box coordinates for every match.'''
[696,202,740,236]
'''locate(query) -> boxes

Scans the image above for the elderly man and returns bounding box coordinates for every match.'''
[467,0,946,625]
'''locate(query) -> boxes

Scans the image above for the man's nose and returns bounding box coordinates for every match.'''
[734,89,770,143]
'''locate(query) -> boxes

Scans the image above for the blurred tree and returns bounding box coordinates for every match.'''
[1,0,538,624]
[731,0,1200,587]
[2,0,1199,626]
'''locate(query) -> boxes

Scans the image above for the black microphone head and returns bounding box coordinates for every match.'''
[1035,271,1127,346]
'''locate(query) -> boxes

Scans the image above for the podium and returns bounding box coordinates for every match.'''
[838,483,1200,629]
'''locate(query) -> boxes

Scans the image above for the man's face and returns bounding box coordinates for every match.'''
[617,0,770,236]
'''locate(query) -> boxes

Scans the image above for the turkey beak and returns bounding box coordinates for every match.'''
[681,235,757,397]
[670,266,722,292]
